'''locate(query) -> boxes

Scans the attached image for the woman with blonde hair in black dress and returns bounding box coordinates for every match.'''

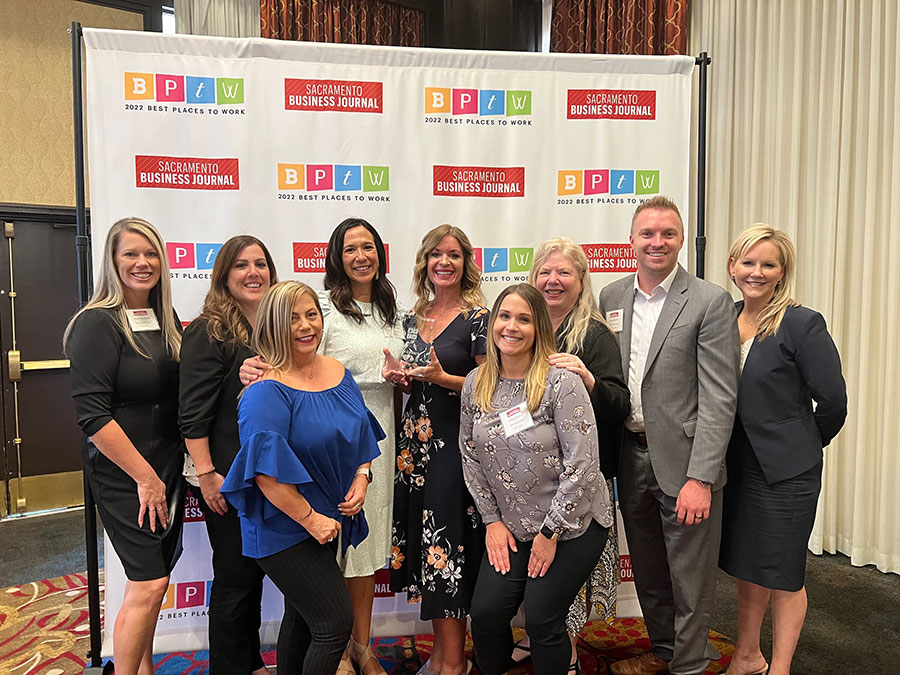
[65,217,184,674]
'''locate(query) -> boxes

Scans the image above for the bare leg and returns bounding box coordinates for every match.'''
[570,633,579,669]
[113,577,169,675]
[431,617,468,674]
[769,587,807,675]
[346,575,376,643]
[730,580,770,674]
[252,667,269,675]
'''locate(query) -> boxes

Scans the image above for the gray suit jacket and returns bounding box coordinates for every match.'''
[598,265,740,497]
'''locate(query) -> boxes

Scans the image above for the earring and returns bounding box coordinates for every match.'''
[776,279,782,285]
[730,275,735,282]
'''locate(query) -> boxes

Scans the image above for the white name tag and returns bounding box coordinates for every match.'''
[606,309,623,333]
[126,308,160,332]
[499,401,535,438]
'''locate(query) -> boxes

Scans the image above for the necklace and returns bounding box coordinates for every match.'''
[296,359,317,380]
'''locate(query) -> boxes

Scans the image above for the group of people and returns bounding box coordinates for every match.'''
[65,194,846,675]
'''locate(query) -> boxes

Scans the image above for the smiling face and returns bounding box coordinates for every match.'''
[492,292,536,363]
[115,230,161,307]
[290,292,323,357]
[533,250,582,319]
[427,235,464,291]
[341,225,379,291]
[630,207,684,286]
[226,244,271,314]
[729,239,784,305]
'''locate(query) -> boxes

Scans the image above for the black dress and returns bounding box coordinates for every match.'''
[68,307,185,581]
[390,307,489,620]
[178,318,265,674]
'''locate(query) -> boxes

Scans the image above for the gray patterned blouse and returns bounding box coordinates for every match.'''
[459,366,613,542]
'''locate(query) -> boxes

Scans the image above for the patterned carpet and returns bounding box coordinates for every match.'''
[0,573,734,673]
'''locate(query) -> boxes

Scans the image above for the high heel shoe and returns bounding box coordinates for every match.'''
[724,661,768,675]
[337,648,355,675]
[348,635,387,675]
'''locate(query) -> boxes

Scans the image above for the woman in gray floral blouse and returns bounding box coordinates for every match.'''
[460,283,613,675]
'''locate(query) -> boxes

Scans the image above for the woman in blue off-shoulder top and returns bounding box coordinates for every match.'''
[221,281,384,674]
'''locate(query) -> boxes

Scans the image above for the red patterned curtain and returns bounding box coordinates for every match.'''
[551,0,687,55]
[261,0,424,46]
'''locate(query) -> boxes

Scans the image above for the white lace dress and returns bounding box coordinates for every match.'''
[319,293,405,577]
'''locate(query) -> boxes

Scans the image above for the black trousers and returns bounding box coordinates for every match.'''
[470,519,609,675]
[257,537,353,675]
[198,493,266,674]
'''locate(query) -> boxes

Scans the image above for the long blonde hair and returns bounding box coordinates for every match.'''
[63,217,181,360]
[528,237,611,353]
[473,284,555,414]
[411,225,485,320]
[252,281,322,371]
[728,224,799,340]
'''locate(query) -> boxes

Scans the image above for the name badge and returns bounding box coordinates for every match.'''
[499,401,535,438]
[126,308,160,332]
[606,309,623,333]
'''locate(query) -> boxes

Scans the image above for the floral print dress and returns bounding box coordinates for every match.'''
[390,306,489,620]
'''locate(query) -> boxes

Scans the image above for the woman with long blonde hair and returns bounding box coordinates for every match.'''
[65,217,184,674]
[719,225,846,675]
[461,284,613,675]
[509,238,629,670]
[383,224,489,675]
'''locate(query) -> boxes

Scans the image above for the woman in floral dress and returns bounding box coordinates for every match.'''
[384,224,488,675]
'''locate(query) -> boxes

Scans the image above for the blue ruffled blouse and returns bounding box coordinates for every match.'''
[221,370,384,559]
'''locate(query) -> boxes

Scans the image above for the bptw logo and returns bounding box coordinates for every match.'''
[167,242,223,270]
[425,88,532,116]
[125,73,244,104]
[558,169,660,196]
[473,247,534,273]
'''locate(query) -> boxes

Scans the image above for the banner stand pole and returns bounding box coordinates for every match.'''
[694,52,711,279]
[70,20,112,675]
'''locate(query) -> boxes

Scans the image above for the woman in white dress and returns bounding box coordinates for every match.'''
[242,218,402,675]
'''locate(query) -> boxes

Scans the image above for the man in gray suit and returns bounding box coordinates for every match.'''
[598,196,740,675]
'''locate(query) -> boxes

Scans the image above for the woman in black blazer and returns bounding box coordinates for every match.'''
[719,225,847,675]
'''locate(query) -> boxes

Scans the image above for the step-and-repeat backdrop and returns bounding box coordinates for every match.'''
[83,28,694,655]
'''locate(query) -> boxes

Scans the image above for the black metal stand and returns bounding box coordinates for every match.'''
[695,52,712,279]
[71,20,113,675]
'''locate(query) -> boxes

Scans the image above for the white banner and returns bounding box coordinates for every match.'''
[83,28,692,655]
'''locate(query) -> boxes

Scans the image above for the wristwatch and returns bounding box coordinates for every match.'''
[539,524,561,541]
[698,479,713,488]
[355,468,373,483]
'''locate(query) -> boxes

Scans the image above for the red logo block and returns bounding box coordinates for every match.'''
[285,79,383,113]
[136,155,239,190]
[567,89,656,120]
[581,243,637,273]
[433,165,525,198]
[620,554,634,582]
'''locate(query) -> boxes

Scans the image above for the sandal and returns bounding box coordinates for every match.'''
[348,635,387,675]
[337,648,355,675]
[568,657,580,674]
[511,638,532,664]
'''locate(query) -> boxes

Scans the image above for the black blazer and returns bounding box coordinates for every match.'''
[734,302,847,484]
[557,316,630,479]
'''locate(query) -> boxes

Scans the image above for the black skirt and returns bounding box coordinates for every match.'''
[719,423,822,592]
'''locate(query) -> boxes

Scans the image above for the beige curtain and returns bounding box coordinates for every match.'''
[689,0,900,574]
[175,0,261,37]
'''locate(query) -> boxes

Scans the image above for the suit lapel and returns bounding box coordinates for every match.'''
[644,267,688,377]
[619,275,636,376]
